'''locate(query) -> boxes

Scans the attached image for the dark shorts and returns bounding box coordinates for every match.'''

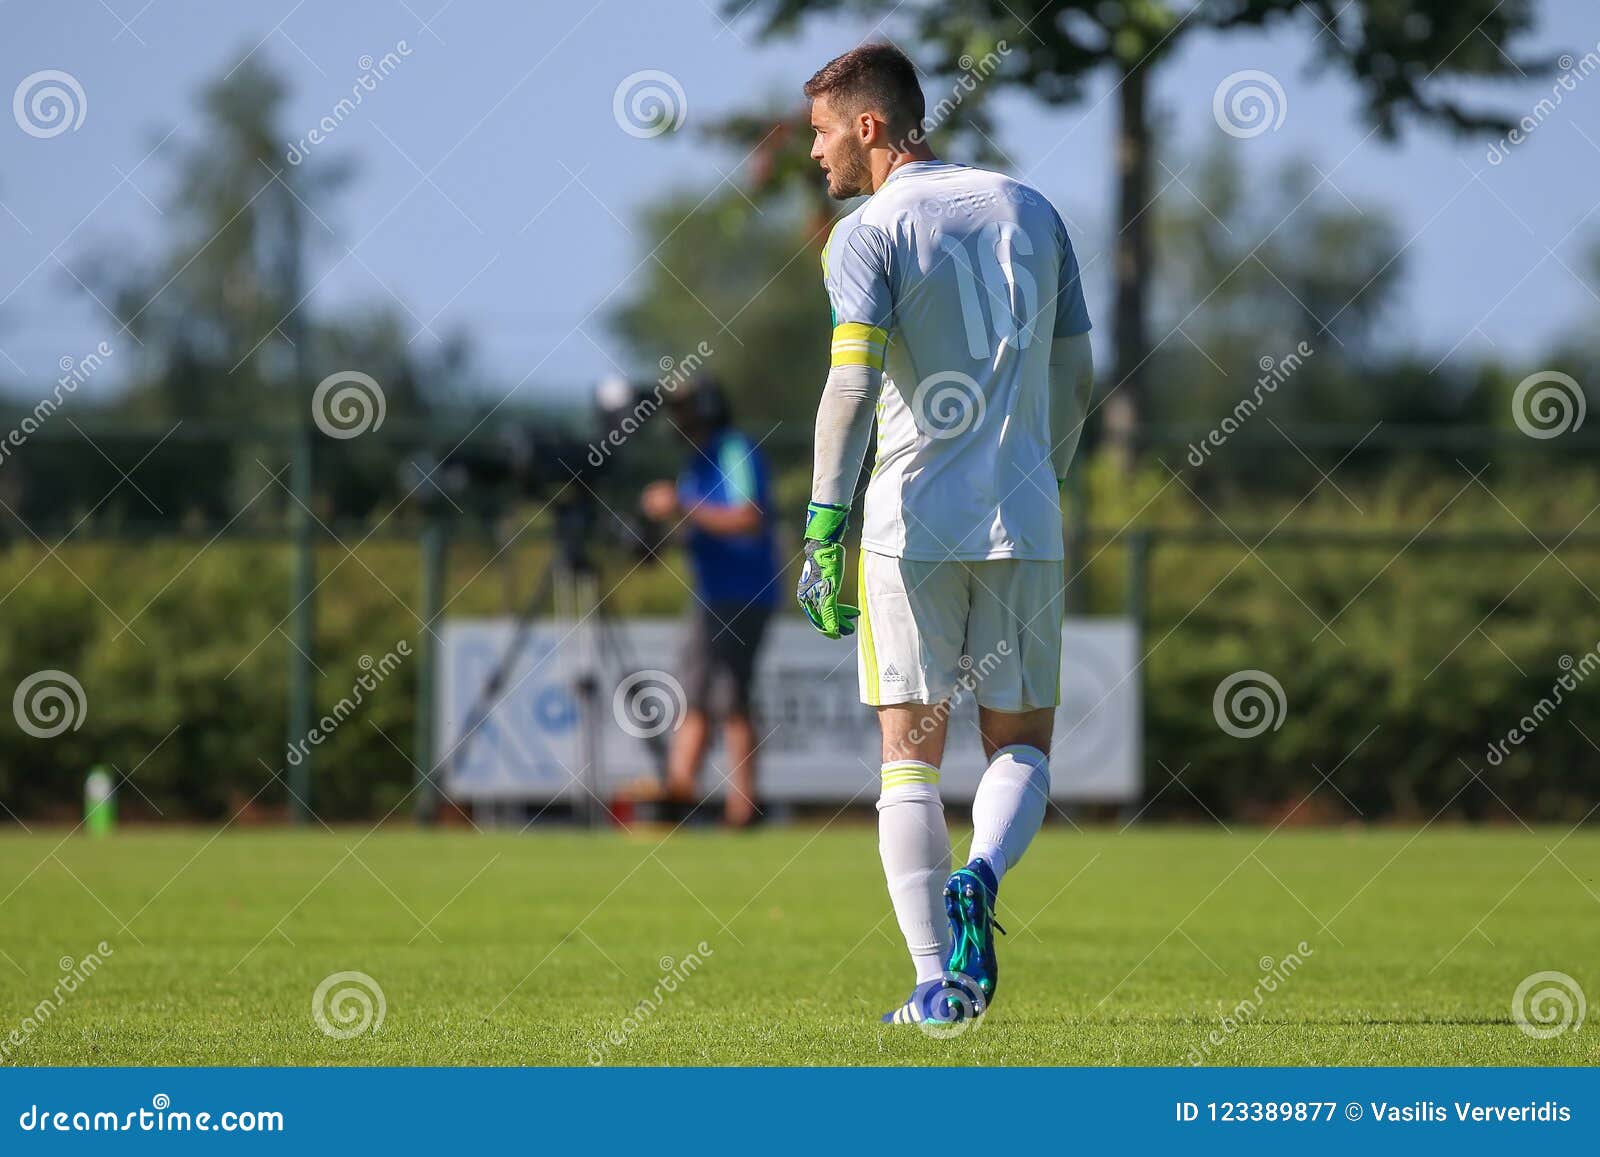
[679,601,773,718]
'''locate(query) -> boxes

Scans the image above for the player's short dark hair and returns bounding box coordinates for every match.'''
[803,43,925,143]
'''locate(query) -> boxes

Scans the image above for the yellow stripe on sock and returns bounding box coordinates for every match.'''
[881,762,939,787]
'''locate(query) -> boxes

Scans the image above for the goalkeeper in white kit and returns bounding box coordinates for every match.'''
[794,43,1095,1026]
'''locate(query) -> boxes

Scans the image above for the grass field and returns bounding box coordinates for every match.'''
[0,824,1596,1066]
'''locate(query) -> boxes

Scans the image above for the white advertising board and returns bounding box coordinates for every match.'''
[438,617,1140,805]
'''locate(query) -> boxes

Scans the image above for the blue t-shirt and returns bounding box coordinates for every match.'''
[677,429,781,608]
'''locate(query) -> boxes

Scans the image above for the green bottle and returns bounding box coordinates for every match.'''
[84,766,115,836]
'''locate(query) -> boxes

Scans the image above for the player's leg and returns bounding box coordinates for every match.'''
[663,607,715,811]
[942,560,1065,1006]
[721,713,757,827]
[859,550,969,1023]
[663,709,711,802]
[716,603,771,828]
[966,558,1064,878]
[970,706,1055,882]
[876,699,951,983]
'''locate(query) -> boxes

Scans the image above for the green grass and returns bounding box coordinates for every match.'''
[1,824,1597,1066]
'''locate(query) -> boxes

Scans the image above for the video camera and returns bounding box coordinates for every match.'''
[403,376,685,564]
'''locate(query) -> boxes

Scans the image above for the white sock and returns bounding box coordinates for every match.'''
[876,760,951,985]
[969,744,1051,884]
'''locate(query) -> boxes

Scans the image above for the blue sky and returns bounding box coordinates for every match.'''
[2,0,1598,403]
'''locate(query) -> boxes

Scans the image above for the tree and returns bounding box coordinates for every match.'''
[65,54,468,524]
[1151,147,1399,379]
[612,178,829,440]
[733,0,1545,462]
[81,57,353,423]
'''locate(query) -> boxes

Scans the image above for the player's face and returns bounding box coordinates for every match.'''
[809,95,871,200]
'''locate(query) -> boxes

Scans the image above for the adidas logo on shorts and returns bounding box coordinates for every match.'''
[883,663,907,684]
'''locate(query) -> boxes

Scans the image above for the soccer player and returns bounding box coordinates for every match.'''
[794,44,1095,1025]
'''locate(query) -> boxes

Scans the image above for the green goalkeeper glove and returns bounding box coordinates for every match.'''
[796,501,859,639]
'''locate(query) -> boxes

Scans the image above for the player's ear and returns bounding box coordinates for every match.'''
[855,110,878,145]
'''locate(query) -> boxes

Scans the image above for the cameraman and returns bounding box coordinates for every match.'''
[639,377,780,827]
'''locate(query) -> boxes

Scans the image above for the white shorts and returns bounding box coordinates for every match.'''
[857,550,1065,711]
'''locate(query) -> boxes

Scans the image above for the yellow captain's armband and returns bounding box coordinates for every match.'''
[830,322,889,371]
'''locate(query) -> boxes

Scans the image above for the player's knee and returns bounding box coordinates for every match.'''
[978,710,1054,758]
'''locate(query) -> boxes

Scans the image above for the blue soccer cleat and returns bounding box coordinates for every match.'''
[882,977,971,1026]
[943,858,1006,1008]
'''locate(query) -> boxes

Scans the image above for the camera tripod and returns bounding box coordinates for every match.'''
[447,497,669,828]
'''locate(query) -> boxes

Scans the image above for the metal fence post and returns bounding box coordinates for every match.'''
[1064,461,1090,614]
[287,429,316,824]
[1125,530,1150,628]
[414,519,447,825]
[1125,530,1151,804]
